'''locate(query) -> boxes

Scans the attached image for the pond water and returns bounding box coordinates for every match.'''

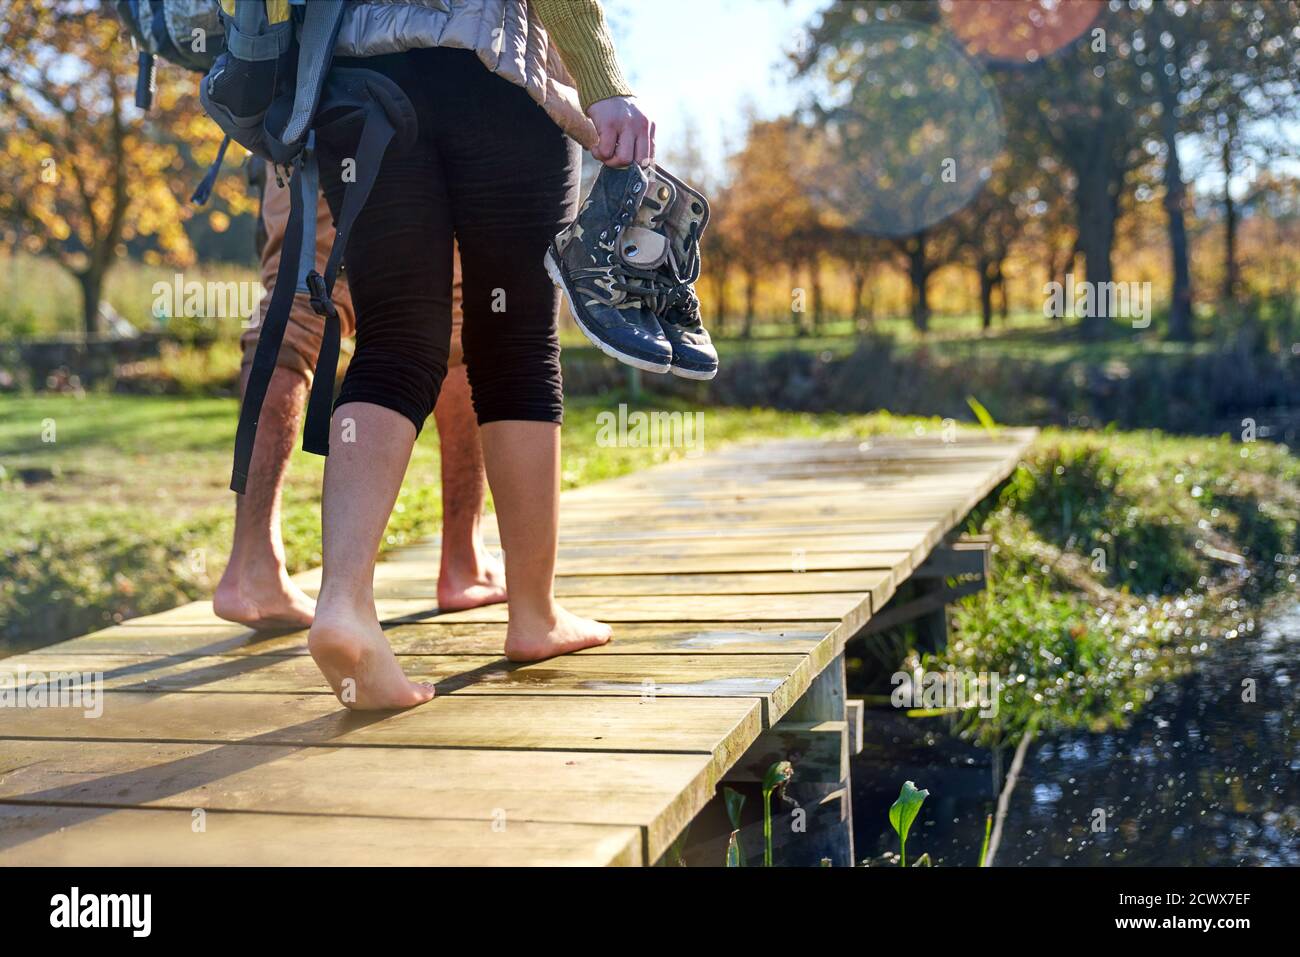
[851,600,1299,866]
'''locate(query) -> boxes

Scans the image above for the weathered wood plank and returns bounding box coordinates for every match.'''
[41,621,839,659]
[0,691,761,766]
[364,570,890,600]
[0,739,711,862]
[2,651,819,724]
[0,804,642,866]
[109,591,874,628]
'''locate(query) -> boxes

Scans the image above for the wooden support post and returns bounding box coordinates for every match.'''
[750,652,855,867]
[845,699,865,756]
[912,580,950,653]
[858,536,991,649]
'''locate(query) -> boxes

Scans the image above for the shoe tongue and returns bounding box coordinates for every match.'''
[635,173,675,229]
[617,225,668,269]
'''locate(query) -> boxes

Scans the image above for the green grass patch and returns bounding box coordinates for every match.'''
[923,427,1299,747]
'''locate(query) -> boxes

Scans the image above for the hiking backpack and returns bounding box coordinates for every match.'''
[197,0,418,494]
[114,0,225,102]
[112,1,234,204]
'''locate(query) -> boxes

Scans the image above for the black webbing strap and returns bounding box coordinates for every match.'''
[300,104,396,458]
[229,152,309,494]
[190,134,232,206]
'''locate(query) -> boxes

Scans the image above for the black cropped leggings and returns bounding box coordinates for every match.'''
[317,47,580,432]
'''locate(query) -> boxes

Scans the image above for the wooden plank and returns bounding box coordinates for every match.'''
[392,537,925,563]
[2,652,819,724]
[552,551,910,577]
[551,533,930,558]
[42,621,839,659]
[0,804,643,866]
[109,592,874,628]
[0,739,712,862]
[361,570,891,600]
[0,691,762,765]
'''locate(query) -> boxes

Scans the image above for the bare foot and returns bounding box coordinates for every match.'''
[504,604,612,662]
[437,547,507,612]
[308,604,435,710]
[214,566,316,630]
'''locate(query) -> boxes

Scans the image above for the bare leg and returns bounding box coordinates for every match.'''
[480,420,610,662]
[432,364,506,611]
[308,402,435,709]
[213,366,317,629]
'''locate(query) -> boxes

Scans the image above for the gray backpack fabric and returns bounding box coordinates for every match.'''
[113,0,225,107]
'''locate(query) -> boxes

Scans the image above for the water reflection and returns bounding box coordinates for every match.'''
[852,601,1299,866]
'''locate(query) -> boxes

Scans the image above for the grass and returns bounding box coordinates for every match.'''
[0,251,258,340]
[918,427,1300,747]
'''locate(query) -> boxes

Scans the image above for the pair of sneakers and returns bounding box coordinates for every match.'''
[546,163,718,380]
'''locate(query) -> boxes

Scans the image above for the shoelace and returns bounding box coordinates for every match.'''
[646,221,703,324]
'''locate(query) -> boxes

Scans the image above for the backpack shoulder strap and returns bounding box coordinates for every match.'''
[229,149,310,494]
[300,105,397,458]
[281,0,349,148]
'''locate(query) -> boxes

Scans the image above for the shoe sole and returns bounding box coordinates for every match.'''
[545,248,672,375]
[670,363,718,381]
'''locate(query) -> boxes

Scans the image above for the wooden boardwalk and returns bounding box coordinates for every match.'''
[0,430,1035,866]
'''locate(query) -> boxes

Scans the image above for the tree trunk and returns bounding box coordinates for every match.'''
[906,233,930,333]
[851,269,867,329]
[711,267,728,327]
[743,271,758,339]
[978,261,995,331]
[1074,164,1116,340]
[78,270,104,338]
[1222,138,1240,303]
[1155,39,1194,342]
[810,262,824,332]
[790,262,808,337]
[995,263,1009,322]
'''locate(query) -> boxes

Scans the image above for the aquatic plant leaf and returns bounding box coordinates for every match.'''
[966,395,997,432]
[725,830,744,868]
[762,760,794,793]
[723,786,746,831]
[889,780,929,866]
[761,761,793,867]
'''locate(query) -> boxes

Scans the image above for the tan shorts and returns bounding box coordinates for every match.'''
[240,165,464,382]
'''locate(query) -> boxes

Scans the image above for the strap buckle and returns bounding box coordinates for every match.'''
[305,270,338,321]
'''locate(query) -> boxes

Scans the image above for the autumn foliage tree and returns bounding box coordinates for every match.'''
[713,118,830,337]
[0,0,252,336]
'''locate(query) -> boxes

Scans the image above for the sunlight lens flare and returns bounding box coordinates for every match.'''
[804,22,1005,238]
[940,0,1104,64]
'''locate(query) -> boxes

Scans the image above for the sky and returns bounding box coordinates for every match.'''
[605,0,828,183]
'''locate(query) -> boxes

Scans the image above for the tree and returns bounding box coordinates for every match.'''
[1186,0,1299,305]
[0,0,251,336]
[992,10,1154,339]
[953,155,1025,330]
[795,4,1004,333]
[718,118,828,337]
